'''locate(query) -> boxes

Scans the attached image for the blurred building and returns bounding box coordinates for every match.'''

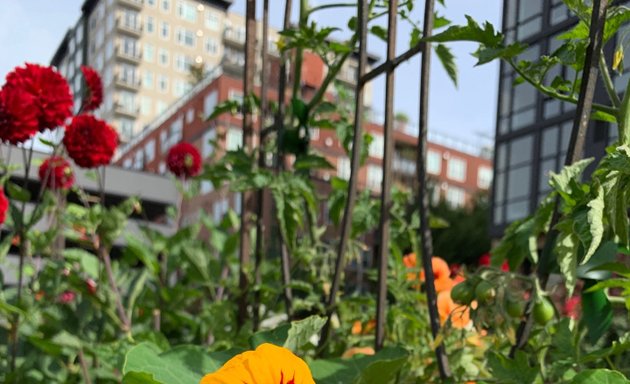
[50,0,374,142]
[114,54,493,222]
[0,144,178,284]
[491,0,613,236]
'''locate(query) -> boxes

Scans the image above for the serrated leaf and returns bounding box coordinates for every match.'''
[310,347,408,384]
[435,44,457,86]
[580,183,605,265]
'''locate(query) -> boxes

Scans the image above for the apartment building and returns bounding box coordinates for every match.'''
[491,0,615,236]
[114,54,492,221]
[50,0,374,143]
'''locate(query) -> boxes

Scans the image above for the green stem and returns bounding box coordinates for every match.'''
[599,52,621,107]
[308,2,355,14]
[291,0,309,99]
[618,77,630,144]
[307,49,355,110]
[509,60,617,118]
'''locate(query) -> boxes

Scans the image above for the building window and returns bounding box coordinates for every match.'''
[446,186,466,208]
[156,101,167,115]
[205,37,218,55]
[147,0,156,6]
[146,16,155,33]
[226,127,243,151]
[158,48,169,66]
[477,166,493,189]
[158,75,169,92]
[427,150,441,175]
[177,1,197,22]
[161,0,170,12]
[368,133,384,159]
[205,10,220,30]
[337,157,350,180]
[143,70,154,89]
[160,21,170,40]
[123,158,132,168]
[186,108,195,123]
[173,80,187,97]
[176,28,196,47]
[145,140,156,162]
[143,43,155,62]
[117,118,135,140]
[204,91,218,116]
[140,96,152,116]
[174,54,192,72]
[201,181,213,194]
[447,157,466,182]
[367,165,383,192]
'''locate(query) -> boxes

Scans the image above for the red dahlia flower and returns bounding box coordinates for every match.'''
[0,187,8,224]
[166,142,201,178]
[63,115,118,168]
[80,66,103,111]
[0,88,39,144]
[4,63,73,131]
[39,156,74,190]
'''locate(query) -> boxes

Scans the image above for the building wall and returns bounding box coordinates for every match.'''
[491,0,615,236]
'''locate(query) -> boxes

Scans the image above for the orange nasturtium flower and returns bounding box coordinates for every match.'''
[199,343,315,384]
[404,254,454,293]
[342,346,376,358]
[437,290,471,329]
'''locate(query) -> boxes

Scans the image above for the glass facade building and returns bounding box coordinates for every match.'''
[491,0,613,236]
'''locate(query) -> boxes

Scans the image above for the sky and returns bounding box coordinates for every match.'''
[0,0,501,145]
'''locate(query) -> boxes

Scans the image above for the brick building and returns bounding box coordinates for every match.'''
[115,51,493,220]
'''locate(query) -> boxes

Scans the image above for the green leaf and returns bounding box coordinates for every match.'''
[369,25,388,42]
[435,44,457,86]
[578,183,605,265]
[425,15,503,46]
[292,98,309,127]
[555,219,579,295]
[124,235,159,276]
[549,158,594,195]
[123,343,235,384]
[310,346,408,384]
[63,248,100,279]
[6,182,31,203]
[126,270,149,323]
[581,280,613,344]
[294,154,335,171]
[571,369,630,383]
[206,100,240,121]
[284,315,327,351]
[486,351,539,384]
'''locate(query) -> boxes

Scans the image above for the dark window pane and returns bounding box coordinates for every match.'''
[506,199,530,221]
[550,4,569,25]
[508,165,531,200]
[499,117,510,134]
[506,0,517,28]
[513,82,537,110]
[549,34,564,53]
[500,77,512,116]
[494,204,505,225]
[561,122,572,152]
[512,108,536,130]
[544,98,561,119]
[510,135,533,166]
[542,126,559,157]
[544,65,561,86]
[497,144,507,171]
[519,0,542,21]
[495,171,505,203]
[518,16,542,39]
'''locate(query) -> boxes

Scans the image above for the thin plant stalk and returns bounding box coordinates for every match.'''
[416,0,451,378]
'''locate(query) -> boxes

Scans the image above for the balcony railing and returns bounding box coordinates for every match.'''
[114,102,140,118]
[116,17,143,37]
[117,0,143,10]
[115,45,142,64]
[114,73,141,91]
[223,28,246,46]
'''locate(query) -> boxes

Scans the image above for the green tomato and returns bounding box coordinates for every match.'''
[506,299,524,318]
[475,281,496,304]
[533,298,555,325]
[451,282,474,305]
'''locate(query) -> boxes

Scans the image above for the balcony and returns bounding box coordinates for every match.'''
[116,17,142,37]
[114,73,141,91]
[115,45,142,64]
[114,102,139,118]
[117,0,143,10]
[223,28,246,47]
[221,54,245,75]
